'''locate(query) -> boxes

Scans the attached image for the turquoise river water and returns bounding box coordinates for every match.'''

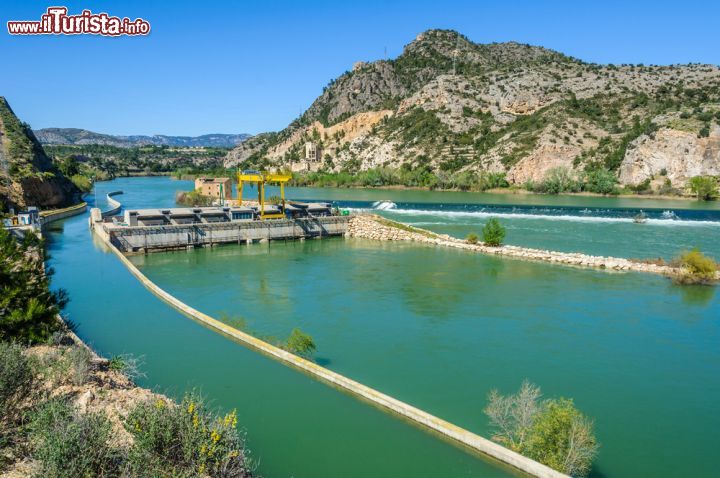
[45,177,719,478]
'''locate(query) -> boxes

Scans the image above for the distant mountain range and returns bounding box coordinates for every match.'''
[34,128,251,148]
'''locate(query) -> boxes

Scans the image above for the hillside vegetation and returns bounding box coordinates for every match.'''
[227,29,720,195]
[0,97,79,211]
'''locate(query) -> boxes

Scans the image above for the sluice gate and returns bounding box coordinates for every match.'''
[105,216,349,253]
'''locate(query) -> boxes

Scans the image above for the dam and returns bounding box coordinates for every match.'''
[95,205,350,253]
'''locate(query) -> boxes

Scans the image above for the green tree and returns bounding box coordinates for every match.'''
[485,381,599,477]
[526,399,598,477]
[482,218,506,247]
[688,175,718,200]
[0,229,66,343]
[284,328,316,358]
[583,168,618,195]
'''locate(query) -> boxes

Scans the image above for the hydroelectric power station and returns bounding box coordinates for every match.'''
[91,171,350,253]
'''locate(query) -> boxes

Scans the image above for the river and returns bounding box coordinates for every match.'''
[46,177,719,478]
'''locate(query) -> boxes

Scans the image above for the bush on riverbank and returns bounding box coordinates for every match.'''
[466,232,479,244]
[672,249,718,285]
[0,342,34,451]
[1,338,253,478]
[125,393,250,478]
[482,218,505,247]
[290,167,510,191]
[29,398,118,478]
[0,228,66,343]
[485,380,598,477]
[688,175,718,201]
[0,228,252,477]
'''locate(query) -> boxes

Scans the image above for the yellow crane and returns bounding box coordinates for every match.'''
[236,169,292,220]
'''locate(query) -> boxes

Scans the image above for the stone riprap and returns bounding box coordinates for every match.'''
[347,214,718,279]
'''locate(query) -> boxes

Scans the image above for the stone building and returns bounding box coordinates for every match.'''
[194,177,232,200]
[304,142,321,162]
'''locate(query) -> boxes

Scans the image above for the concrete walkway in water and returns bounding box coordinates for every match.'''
[88,208,569,478]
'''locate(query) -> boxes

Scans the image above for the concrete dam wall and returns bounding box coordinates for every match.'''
[106,215,350,253]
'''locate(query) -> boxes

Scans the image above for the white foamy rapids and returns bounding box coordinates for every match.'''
[348,207,720,227]
[372,200,397,210]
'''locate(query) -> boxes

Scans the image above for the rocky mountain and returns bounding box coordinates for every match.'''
[226,29,720,189]
[0,97,79,211]
[35,128,250,148]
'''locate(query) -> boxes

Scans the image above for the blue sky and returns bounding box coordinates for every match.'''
[1,0,719,136]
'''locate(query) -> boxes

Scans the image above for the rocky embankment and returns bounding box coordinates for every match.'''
[347,214,706,277]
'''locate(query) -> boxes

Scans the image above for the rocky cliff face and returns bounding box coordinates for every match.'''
[0,97,79,211]
[620,123,720,186]
[227,29,720,189]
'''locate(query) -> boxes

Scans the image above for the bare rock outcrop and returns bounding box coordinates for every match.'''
[619,125,720,186]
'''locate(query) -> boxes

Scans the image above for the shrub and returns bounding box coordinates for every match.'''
[539,167,581,194]
[673,249,718,285]
[526,398,598,477]
[284,328,316,358]
[466,233,479,244]
[482,218,506,247]
[698,124,710,138]
[29,399,118,478]
[583,168,618,195]
[688,175,718,201]
[0,228,66,343]
[0,342,33,443]
[124,393,249,478]
[70,174,92,192]
[66,345,94,386]
[108,354,146,382]
[485,381,598,477]
[628,178,652,194]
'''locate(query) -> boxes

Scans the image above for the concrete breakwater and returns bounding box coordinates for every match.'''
[347,214,702,278]
[88,211,567,478]
[39,201,87,226]
[102,190,123,217]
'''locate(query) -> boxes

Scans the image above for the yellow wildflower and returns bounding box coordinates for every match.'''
[223,410,238,428]
[187,401,195,414]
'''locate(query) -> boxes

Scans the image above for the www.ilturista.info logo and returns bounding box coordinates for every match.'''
[7,7,150,36]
